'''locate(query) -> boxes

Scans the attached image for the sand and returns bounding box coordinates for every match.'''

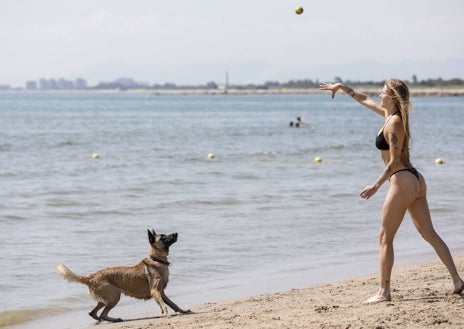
[84,254,464,329]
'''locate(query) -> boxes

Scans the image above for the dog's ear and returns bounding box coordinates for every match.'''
[148,229,156,243]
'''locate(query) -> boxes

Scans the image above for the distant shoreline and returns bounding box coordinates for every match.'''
[2,87,464,97]
[139,87,464,97]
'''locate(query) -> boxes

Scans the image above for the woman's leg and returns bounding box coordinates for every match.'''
[364,183,410,303]
[408,193,464,294]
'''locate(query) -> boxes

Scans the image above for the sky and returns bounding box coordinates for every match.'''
[1,0,464,87]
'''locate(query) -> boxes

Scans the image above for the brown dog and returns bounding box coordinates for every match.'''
[57,229,190,322]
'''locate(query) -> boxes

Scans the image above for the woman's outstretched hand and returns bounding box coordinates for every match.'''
[360,185,378,200]
[319,83,341,99]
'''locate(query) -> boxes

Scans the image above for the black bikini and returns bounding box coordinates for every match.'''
[375,111,419,180]
[390,167,419,180]
[375,111,400,151]
[375,130,389,150]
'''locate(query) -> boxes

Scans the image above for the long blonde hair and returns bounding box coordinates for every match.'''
[385,79,412,167]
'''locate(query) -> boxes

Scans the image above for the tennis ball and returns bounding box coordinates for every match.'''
[435,158,444,165]
[314,156,322,163]
[208,153,215,159]
[295,6,304,15]
[92,153,100,159]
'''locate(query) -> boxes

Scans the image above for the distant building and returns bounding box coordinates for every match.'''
[26,81,38,90]
[116,78,138,89]
[75,78,87,89]
[57,78,74,89]
[37,77,87,90]
[39,78,58,89]
[39,78,48,89]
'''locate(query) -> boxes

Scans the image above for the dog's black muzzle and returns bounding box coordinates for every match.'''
[164,233,178,247]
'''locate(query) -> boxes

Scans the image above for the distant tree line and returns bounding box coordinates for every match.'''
[252,76,464,90]
[91,76,464,91]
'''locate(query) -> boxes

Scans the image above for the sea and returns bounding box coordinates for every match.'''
[0,91,463,329]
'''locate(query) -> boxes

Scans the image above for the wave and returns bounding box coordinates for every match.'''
[1,215,28,221]
[0,307,66,328]
[0,143,12,152]
[0,293,91,328]
[157,198,243,209]
[56,141,80,147]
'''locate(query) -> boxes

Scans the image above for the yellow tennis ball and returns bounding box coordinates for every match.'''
[314,156,322,163]
[295,6,304,15]
[435,158,444,165]
[208,153,215,159]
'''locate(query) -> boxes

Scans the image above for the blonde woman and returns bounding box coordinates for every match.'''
[320,79,464,303]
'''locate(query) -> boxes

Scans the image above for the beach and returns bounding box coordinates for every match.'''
[86,255,464,329]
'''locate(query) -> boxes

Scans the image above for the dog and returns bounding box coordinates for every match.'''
[57,229,191,322]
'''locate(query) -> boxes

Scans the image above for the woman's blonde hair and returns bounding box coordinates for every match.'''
[385,79,412,167]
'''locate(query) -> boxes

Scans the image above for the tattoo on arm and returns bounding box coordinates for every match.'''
[346,87,355,97]
[345,86,367,102]
[391,133,398,146]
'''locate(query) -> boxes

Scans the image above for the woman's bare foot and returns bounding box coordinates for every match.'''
[363,290,391,304]
[453,279,464,295]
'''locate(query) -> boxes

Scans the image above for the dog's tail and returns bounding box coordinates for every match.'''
[57,264,90,285]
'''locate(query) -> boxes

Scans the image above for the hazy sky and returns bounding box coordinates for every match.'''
[1,0,463,86]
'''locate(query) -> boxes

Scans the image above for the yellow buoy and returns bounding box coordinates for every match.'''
[435,158,444,165]
[314,156,322,163]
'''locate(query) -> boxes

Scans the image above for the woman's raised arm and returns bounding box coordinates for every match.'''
[319,83,385,117]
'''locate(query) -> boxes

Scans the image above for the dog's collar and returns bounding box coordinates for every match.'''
[150,256,170,266]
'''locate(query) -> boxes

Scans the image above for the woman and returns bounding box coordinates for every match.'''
[319,79,464,303]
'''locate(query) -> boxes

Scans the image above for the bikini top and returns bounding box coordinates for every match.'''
[375,111,400,151]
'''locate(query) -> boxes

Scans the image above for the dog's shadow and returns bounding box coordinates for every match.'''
[95,311,196,325]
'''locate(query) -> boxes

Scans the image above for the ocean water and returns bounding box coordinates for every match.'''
[0,92,463,328]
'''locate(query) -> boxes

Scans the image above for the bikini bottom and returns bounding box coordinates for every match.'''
[390,167,419,180]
